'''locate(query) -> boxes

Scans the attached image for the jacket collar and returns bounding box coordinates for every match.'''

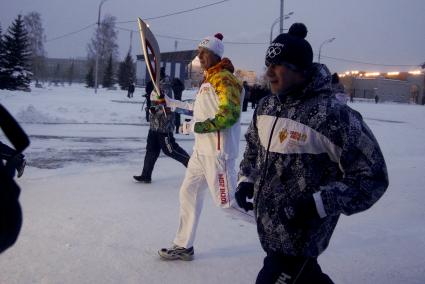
[276,63,332,106]
[203,58,235,82]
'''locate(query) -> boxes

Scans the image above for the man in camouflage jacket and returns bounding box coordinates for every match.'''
[236,23,389,283]
[133,68,190,183]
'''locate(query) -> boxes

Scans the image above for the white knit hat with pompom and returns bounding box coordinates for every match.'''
[198,33,224,58]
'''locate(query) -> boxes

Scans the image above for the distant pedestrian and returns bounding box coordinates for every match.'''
[127,82,135,98]
[331,73,348,104]
[250,84,270,109]
[171,78,185,133]
[375,95,379,104]
[242,81,250,112]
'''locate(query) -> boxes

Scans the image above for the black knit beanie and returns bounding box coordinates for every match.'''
[265,23,313,71]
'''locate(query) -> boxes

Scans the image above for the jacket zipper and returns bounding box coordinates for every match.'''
[258,103,282,196]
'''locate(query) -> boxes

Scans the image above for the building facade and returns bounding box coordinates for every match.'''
[136,50,198,87]
[340,71,425,104]
[43,57,89,83]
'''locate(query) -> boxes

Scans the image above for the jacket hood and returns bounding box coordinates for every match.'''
[303,63,332,96]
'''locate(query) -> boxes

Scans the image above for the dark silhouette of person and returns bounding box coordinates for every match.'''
[144,81,153,122]
[242,81,250,112]
[127,82,135,98]
[134,68,190,183]
[171,78,185,133]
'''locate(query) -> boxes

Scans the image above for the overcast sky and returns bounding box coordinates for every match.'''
[1,0,424,76]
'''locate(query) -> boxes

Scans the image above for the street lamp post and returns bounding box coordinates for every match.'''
[94,0,108,94]
[318,37,336,63]
[280,0,284,34]
[269,12,294,43]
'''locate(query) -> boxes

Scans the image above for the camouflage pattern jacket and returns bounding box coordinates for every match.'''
[239,63,389,257]
[149,76,175,133]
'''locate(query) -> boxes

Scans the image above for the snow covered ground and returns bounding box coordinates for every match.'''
[0,84,424,283]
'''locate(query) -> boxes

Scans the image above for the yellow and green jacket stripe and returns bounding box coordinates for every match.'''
[194,58,243,133]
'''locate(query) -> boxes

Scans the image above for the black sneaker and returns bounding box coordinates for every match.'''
[158,245,194,261]
[133,175,151,183]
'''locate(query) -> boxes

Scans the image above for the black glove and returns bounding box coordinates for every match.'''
[282,196,320,228]
[235,182,254,211]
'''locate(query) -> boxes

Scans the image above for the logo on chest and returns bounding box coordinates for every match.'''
[278,128,307,144]
[279,129,288,143]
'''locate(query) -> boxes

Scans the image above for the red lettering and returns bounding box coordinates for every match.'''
[218,174,227,204]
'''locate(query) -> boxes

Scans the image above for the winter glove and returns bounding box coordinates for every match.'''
[193,122,204,133]
[235,182,255,212]
[281,196,320,228]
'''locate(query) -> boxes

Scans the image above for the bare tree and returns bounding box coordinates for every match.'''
[23,12,46,83]
[87,14,119,78]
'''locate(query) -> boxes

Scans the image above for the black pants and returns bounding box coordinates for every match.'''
[242,99,248,112]
[140,130,190,179]
[256,254,333,284]
[175,113,181,134]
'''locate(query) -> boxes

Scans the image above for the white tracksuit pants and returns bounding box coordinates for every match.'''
[173,151,253,248]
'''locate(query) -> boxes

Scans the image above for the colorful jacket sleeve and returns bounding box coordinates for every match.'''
[194,71,242,133]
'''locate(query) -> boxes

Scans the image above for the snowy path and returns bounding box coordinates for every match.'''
[0,86,425,283]
[22,123,194,169]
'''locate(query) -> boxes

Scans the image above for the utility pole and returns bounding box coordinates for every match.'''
[129,30,133,53]
[94,0,108,94]
[280,0,284,34]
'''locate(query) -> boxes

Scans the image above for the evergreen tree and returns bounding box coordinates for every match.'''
[85,64,95,88]
[102,54,114,88]
[1,15,32,90]
[0,23,6,89]
[117,52,136,90]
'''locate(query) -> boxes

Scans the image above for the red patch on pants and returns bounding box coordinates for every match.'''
[218,173,227,205]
